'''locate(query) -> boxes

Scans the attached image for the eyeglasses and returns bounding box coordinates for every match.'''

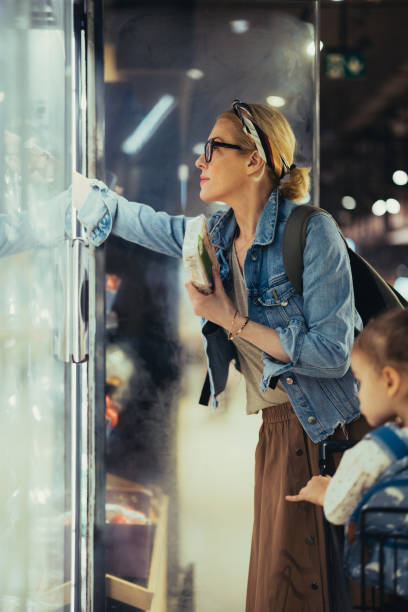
[204,138,242,163]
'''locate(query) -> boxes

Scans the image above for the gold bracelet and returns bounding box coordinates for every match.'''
[227,310,238,341]
[228,314,249,341]
[235,316,249,338]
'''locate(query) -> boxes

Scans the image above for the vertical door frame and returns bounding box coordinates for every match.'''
[71,0,106,609]
[84,0,107,609]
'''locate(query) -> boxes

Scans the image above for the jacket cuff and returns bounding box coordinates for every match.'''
[275,318,306,366]
[260,319,306,383]
[78,180,118,246]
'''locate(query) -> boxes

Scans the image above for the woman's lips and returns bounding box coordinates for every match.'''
[200,177,209,186]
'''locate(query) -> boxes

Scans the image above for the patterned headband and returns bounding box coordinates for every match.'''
[232,99,293,179]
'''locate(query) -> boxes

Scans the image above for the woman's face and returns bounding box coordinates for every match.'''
[195,118,251,204]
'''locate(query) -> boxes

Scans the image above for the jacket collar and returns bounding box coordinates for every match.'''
[209,189,279,250]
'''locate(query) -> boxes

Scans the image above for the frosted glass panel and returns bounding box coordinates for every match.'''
[0,1,72,609]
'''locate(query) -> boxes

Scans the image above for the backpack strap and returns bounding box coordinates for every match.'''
[347,426,408,539]
[282,204,327,294]
[369,425,408,461]
[282,204,408,315]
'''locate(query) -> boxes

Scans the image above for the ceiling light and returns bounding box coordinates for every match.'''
[178,164,189,211]
[341,195,356,210]
[178,164,189,181]
[306,41,324,57]
[386,198,400,214]
[121,95,175,155]
[186,68,204,80]
[393,170,408,186]
[230,20,249,34]
[372,199,387,216]
[193,142,205,156]
[266,96,286,108]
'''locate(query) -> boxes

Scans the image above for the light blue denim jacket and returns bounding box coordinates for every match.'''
[78,180,362,443]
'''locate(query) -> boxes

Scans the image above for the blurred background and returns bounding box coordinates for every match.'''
[0,0,407,611]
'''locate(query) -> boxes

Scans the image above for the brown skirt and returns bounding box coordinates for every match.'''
[245,402,370,612]
[245,402,329,612]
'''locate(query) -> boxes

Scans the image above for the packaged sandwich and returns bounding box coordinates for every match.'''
[182,214,219,294]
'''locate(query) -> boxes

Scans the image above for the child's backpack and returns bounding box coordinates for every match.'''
[282,204,408,325]
[344,425,408,598]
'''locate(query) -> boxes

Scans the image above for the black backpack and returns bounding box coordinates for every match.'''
[282,204,408,325]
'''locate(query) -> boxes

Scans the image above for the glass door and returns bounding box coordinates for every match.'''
[0,0,103,609]
[101,1,319,611]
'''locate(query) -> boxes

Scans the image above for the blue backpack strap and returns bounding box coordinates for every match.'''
[348,426,408,530]
[369,425,408,461]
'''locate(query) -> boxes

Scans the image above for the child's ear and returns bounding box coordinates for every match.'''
[382,365,401,397]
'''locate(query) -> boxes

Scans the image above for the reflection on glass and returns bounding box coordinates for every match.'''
[103,2,317,611]
[0,1,71,608]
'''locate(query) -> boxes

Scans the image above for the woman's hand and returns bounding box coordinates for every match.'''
[184,266,236,328]
[285,475,332,507]
[72,171,92,210]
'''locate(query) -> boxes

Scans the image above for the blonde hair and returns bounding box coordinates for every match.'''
[218,103,311,202]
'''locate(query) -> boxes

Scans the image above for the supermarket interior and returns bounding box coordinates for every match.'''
[1,0,408,611]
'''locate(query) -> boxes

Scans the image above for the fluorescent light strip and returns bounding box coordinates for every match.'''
[121,95,175,154]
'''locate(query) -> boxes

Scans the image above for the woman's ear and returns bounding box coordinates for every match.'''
[247,150,265,176]
[382,365,401,398]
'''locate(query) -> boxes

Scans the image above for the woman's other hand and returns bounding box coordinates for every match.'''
[184,266,235,328]
[285,475,332,507]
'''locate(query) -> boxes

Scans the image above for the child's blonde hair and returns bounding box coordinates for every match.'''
[218,103,311,202]
[353,308,408,371]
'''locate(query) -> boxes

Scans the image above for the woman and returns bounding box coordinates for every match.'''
[75,101,364,611]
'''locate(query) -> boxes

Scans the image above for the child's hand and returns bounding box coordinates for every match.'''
[285,475,332,507]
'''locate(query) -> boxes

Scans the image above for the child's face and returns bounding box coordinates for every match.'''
[350,349,397,427]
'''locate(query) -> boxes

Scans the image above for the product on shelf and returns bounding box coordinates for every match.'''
[105,476,160,581]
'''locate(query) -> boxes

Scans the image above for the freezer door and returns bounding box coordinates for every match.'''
[0,1,77,609]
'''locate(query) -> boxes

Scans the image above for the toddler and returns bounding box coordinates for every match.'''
[286,307,408,525]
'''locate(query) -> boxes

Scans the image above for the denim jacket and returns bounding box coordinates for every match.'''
[78,181,362,443]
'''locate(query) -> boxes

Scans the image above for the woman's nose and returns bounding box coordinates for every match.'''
[195,153,205,169]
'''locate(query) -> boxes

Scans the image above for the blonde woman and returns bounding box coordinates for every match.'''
[74,101,365,611]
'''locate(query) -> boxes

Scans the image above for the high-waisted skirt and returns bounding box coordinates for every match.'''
[245,401,329,612]
[245,402,370,612]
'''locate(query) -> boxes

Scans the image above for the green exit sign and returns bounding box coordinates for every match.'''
[325,51,365,79]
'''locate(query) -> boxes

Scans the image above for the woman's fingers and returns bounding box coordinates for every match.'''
[212,266,222,289]
[184,280,205,315]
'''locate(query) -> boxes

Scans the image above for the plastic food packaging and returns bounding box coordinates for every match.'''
[182,214,219,294]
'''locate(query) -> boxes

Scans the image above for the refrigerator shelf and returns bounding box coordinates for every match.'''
[106,492,168,611]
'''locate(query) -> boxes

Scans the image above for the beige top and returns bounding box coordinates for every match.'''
[229,243,290,414]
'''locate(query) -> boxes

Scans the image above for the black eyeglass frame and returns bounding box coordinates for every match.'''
[204,138,242,163]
